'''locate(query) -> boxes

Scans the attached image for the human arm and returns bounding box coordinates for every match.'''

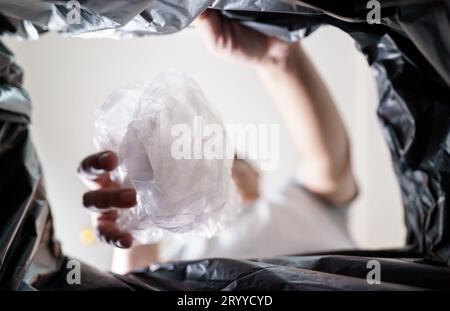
[196,10,357,205]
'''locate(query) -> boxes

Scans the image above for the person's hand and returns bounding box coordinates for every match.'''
[196,10,292,66]
[78,151,135,248]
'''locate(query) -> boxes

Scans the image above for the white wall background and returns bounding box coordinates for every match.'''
[4,26,406,270]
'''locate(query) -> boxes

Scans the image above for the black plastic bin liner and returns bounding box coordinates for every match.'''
[32,252,450,290]
[219,0,450,266]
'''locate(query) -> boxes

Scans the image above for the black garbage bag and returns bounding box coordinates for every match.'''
[1,0,450,290]
[30,252,450,290]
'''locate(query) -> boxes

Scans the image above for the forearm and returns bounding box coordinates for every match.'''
[111,244,159,274]
[256,43,356,203]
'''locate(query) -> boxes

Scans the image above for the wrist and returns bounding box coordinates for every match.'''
[256,42,303,73]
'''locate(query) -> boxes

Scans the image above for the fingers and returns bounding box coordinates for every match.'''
[78,151,119,189]
[83,188,137,211]
[93,211,133,248]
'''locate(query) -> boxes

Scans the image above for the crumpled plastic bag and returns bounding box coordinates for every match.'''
[94,71,237,243]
